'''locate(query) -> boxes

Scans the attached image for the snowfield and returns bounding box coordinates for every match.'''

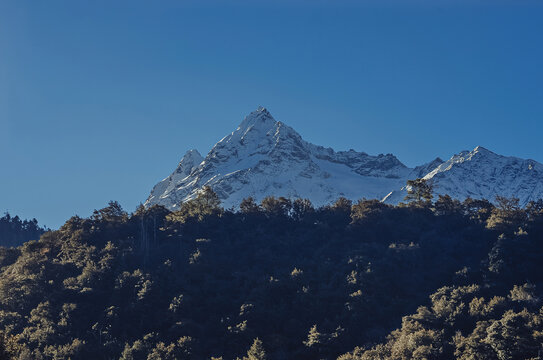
[145,107,543,209]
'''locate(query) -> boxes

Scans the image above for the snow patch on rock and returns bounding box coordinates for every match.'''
[145,108,543,209]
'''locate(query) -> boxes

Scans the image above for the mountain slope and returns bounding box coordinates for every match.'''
[145,107,543,209]
[383,146,543,205]
[145,107,418,209]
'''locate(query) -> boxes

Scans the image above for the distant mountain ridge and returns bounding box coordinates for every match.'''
[383,146,543,205]
[145,107,543,209]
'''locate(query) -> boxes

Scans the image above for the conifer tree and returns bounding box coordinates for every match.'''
[246,338,267,360]
[404,178,434,204]
[304,325,325,348]
[240,197,260,214]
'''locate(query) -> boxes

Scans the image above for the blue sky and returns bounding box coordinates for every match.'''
[1,0,542,228]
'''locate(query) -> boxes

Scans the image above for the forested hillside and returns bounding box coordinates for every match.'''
[1,188,543,359]
[0,213,47,248]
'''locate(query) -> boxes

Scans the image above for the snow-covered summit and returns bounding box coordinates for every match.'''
[146,107,413,209]
[383,146,543,205]
[236,106,276,132]
[145,108,543,210]
[176,149,204,177]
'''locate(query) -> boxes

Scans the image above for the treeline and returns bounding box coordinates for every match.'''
[1,187,543,359]
[0,213,47,247]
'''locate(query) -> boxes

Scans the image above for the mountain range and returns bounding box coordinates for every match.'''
[145,107,543,210]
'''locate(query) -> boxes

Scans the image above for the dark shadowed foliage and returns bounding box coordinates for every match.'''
[0,213,48,248]
[1,192,543,359]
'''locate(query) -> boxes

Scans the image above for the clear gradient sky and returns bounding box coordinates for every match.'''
[1,0,542,228]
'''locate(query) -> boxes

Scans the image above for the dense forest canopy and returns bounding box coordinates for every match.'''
[1,186,543,359]
[0,213,47,248]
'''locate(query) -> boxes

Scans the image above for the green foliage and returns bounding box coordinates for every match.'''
[486,196,527,233]
[0,331,22,360]
[260,196,292,217]
[291,198,314,221]
[404,178,434,205]
[91,201,128,223]
[463,197,494,223]
[0,213,47,247]
[343,283,543,359]
[303,325,326,348]
[240,197,260,214]
[245,338,267,360]
[1,192,543,359]
[167,185,222,223]
[350,199,390,222]
[434,195,463,216]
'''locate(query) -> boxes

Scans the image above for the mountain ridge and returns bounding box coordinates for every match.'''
[145,107,543,209]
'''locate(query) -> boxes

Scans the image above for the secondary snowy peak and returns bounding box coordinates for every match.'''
[411,157,444,179]
[146,149,204,209]
[176,149,204,178]
[424,146,543,204]
[423,146,491,177]
[384,146,543,205]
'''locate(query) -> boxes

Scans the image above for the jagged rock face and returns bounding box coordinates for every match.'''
[382,147,543,205]
[426,147,543,204]
[146,149,204,209]
[146,107,414,209]
[146,107,543,210]
[412,157,445,179]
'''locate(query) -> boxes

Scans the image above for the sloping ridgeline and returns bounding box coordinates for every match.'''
[1,191,543,359]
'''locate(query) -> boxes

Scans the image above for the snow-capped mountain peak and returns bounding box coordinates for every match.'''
[383,146,543,205]
[424,146,503,179]
[177,149,204,172]
[145,108,543,210]
[145,107,415,209]
[236,106,276,132]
